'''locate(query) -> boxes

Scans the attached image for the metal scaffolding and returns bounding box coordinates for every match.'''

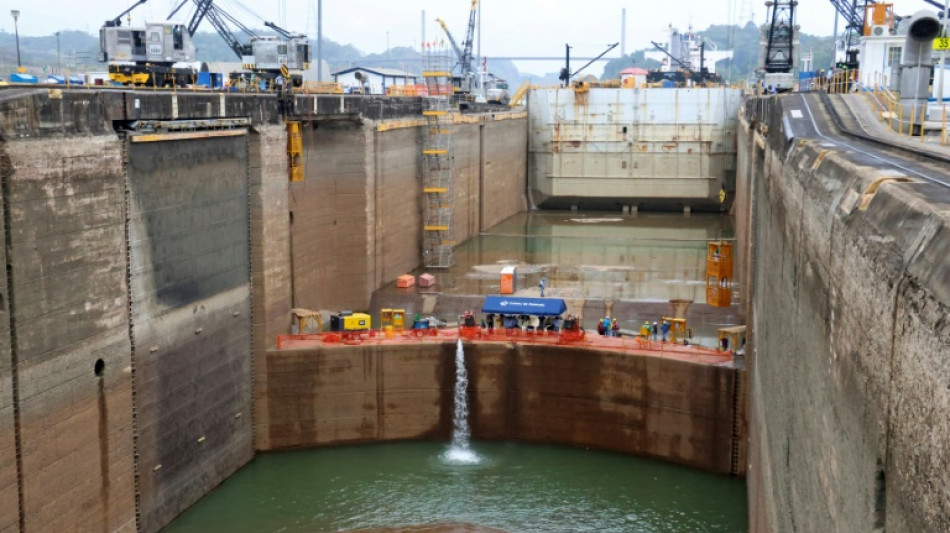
[421,43,456,268]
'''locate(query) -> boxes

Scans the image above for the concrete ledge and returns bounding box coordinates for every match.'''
[264,342,742,474]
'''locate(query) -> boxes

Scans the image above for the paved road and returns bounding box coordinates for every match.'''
[780,92,950,192]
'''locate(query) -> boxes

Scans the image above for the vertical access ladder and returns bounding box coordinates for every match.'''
[421,43,456,268]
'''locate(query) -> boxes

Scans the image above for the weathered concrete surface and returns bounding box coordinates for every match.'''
[528,88,740,210]
[0,87,527,532]
[290,113,528,313]
[1,132,135,533]
[264,343,741,474]
[741,96,950,532]
[289,120,374,312]
[0,138,17,533]
[481,116,529,230]
[248,126,292,451]
[126,133,253,533]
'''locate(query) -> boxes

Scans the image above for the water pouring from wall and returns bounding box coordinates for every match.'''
[443,339,479,465]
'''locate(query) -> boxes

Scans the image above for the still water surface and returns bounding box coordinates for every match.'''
[164,441,747,533]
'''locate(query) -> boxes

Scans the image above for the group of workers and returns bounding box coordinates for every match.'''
[481,313,564,332]
[596,316,680,341]
[596,316,620,336]
[464,311,687,341]
[639,319,673,341]
[460,310,584,333]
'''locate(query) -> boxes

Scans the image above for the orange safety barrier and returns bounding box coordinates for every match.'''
[276,327,731,365]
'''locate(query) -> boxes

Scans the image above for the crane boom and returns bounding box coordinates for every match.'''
[265,21,293,39]
[437,1,479,80]
[104,0,148,27]
[201,2,250,59]
[436,18,465,63]
[187,0,216,36]
[460,0,478,78]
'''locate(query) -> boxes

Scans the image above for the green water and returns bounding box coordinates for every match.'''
[164,441,747,533]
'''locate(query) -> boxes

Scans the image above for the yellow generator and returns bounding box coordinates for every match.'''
[330,311,371,332]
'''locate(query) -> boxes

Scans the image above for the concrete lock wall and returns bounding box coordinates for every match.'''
[264,343,742,474]
[0,87,528,532]
[0,89,266,533]
[0,144,14,533]
[288,112,528,313]
[741,97,950,532]
[0,94,136,531]
[126,133,253,533]
[248,125,293,453]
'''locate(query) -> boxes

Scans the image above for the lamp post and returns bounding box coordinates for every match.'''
[56,31,61,74]
[11,10,21,71]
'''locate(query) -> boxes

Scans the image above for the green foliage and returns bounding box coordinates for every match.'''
[601,51,663,80]
[600,22,837,82]
[2,23,837,82]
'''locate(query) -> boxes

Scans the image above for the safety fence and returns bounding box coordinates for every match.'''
[275,327,732,364]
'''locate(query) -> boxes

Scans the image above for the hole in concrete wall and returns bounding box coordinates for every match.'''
[873,462,886,529]
[622,126,628,134]
[94,358,105,378]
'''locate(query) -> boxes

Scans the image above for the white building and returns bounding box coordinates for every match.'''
[859,33,950,101]
[331,66,418,95]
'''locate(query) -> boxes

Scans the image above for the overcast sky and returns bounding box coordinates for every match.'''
[2,0,938,74]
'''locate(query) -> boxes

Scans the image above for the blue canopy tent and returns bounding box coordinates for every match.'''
[481,296,567,316]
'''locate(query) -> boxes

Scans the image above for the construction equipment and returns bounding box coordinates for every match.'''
[435,1,509,104]
[98,0,199,86]
[827,0,872,70]
[171,0,310,88]
[99,0,310,88]
[758,0,799,92]
[329,311,371,332]
[558,42,619,87]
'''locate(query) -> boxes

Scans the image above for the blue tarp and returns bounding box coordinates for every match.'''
[10,73,37,84]
[45,75,84,85]
[481,296,567,316]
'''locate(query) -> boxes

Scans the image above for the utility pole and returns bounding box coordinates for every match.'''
[477,0,481,66]
[559,43,572,87]
[11,10,21,71]
[831,12,839,69]
[56,31,61,74]
[317,0,322,81]
[621,8,626,57]
[940,0,949,103]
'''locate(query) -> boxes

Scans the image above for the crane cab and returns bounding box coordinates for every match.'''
[100,22,195,65]
[243,36,311,85]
